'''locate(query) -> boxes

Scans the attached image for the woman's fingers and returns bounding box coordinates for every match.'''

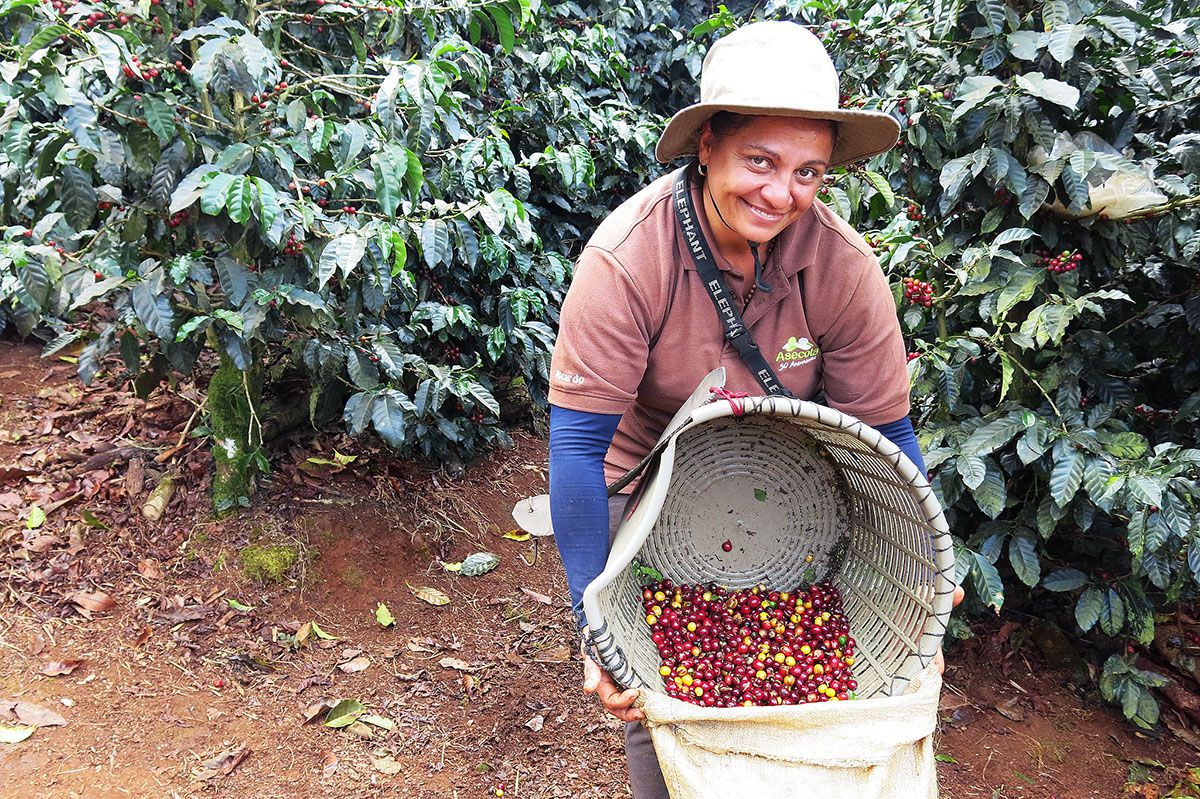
[582,652,645,722]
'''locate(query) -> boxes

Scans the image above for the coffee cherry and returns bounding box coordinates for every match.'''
[641,579,857,708]
[902,277,933,308]
[722,540,733,552]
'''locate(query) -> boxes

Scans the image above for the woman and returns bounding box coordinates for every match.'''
[547,20,955,797]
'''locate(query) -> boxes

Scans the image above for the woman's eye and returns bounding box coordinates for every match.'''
[748,156,770,168]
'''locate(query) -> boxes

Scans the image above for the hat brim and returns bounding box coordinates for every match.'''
[655,103,902,168]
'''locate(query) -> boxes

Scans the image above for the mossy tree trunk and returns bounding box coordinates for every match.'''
[208,355,263,515]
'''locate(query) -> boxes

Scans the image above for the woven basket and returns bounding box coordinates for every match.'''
[582,392,956,700]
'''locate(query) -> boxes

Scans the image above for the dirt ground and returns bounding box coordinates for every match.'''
[1,337,1197,799]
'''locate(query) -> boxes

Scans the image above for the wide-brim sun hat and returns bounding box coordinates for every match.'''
[656,20,901,168]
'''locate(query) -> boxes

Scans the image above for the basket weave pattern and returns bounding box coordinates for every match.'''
[587,397,955,700]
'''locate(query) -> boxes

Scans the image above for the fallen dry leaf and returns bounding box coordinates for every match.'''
[41,659,83,677]
[0,700,67,727]
[525,714,544,732]
[301,699,338,724]
[191,744,250,781]
[409,585,451,606]
[321,751,338,778]
[337,656,371,674]
[438,657,474,672]
[28,636,46,657]
[995,696,1027,722]
[371,755,403,775]
[521,587,553,605]
[137,559,163,580]
[23,534,60,553]
[344,721,375,739]
[533,646,572,663]
[69,591,115,614]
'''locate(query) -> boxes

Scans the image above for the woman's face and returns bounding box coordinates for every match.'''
[697,116,835,251]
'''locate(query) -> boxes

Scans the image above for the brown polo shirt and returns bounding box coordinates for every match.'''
[549,170,911,487]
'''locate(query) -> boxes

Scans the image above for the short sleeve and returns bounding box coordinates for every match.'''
[817,257,911,425]
[549,246,655,415]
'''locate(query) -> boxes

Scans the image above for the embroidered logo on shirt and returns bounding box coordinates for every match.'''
[775,336,820,370]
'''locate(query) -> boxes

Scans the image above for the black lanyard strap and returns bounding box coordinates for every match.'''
[672,166,795,399]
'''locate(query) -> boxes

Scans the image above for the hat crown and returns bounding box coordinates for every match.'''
[699,21,839,113]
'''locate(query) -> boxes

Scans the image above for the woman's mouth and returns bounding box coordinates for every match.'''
[741,199,786,223]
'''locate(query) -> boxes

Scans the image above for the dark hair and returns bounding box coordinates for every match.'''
[706,111,839,143]
[707,111,755,142]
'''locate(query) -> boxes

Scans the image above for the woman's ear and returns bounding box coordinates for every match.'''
[697,120,715,165]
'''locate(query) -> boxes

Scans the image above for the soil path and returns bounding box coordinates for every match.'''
[0,339,1194,798]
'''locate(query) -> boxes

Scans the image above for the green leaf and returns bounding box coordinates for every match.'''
[863,170,895,208]
[60,166,97,230]
[1049,447,1084,506]
[143,97,175,143]
[459,551,500,577]
[1098,588,1126,636]
[1047,24,1091,63]
[1042,568,1087,592]
[80,510,109,529]
[486,6,516,51]
[371,391,408,447]
[1127,475,1163,508]
[970,551,1005,611]
[420,219,450,268]
[995,268,1046,320]
[372,145,408,219]
[1075,587,1103,631]
[1008,535,1041,587]
[375,602,395,627]
[318,234,366,290]
[324,699,366,728]
[956,455,987,489]
[130,282,174,340]
[1101,432,1148,459]
[962,416,1024,454]
[25,505,46,530]
[225,176,255,224]
[201,173,235,216]
[1014,72,1080,109]
[254,178,279,237]
[972,460,1007,519]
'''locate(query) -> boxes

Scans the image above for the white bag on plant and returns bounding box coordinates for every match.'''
[637,663,942,799]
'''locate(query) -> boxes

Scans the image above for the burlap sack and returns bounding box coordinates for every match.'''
[637,663,941,799]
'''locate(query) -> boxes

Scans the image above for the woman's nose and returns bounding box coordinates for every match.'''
[760,175,791,208]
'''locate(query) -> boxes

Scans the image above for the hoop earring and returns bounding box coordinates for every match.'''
[697,163,708,177]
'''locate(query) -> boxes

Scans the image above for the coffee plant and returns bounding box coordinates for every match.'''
[0,0,709,508]
[3,0,1199,726]
[748,0,1197,726]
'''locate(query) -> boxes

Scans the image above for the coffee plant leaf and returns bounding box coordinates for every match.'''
[1042,568,1088,592]
[1075,587,1104,632]
[459,552,500,577]
[324,699,366,728]
[1008,535,1041,587]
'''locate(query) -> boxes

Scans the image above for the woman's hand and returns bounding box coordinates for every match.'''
[933,584,966,675]
[581,646,644,722]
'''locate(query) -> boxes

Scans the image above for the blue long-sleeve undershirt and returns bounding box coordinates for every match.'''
[548,405,926,629]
